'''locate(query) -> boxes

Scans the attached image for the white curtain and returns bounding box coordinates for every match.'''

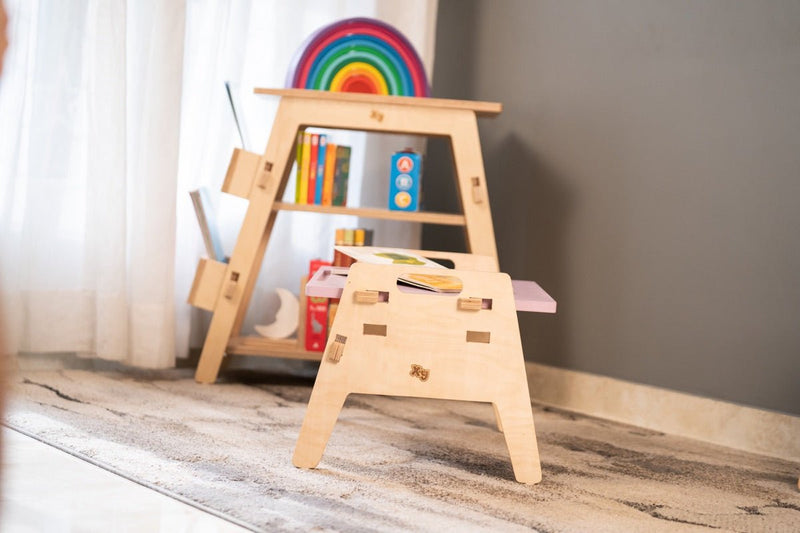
[0,0,438,368]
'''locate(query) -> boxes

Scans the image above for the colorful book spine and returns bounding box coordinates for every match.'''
[314,135,327,204]
[307,134,319,205]
[294,130,304,203]
[321,142,337,205]
[297,132,311,204]
[332,145,351,206]
[305,258,331,352]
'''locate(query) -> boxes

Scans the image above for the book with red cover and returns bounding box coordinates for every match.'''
[305,258,331,351]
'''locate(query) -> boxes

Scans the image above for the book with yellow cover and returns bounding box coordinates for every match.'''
[334,246,462,293]
[297,131,312,204]
[397,273,463,293]
[294,130,304,202]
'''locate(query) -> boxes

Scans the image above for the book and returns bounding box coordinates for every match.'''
[334,246,463,293]
[294,130,304,203]
[334,246,446,269]
[332,145,351,206]
[321,142,337,205]
[297,132,311,204]
[224,81,250,151]
[305,259,331,351]
[307,134,319,205]
[314,135,327,204]
[395,272,463,293]
[189,187,226,263]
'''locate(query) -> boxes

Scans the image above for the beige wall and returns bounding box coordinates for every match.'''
[424,0,800,414]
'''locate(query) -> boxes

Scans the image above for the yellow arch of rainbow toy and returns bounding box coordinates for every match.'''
[329,62,389,95]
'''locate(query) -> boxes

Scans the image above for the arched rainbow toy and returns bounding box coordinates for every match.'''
[286,17,430,97]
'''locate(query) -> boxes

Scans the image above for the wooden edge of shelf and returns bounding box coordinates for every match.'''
[253,88,502,117]
[273,202,466,226]
[226,336,323,361]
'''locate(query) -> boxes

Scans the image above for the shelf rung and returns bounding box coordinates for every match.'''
[226,336,323,361]
[273,202,466,226]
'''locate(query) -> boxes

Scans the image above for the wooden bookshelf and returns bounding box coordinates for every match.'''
[188,89,502,383]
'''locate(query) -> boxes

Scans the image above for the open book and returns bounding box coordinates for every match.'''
[190,187,226,263]
[334,246,463,293]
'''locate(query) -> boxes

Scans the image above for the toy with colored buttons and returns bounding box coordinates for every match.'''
[389,151,421,211]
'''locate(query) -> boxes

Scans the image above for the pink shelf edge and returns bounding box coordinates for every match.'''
[306,266,557,314]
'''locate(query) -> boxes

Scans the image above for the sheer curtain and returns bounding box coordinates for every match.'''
[0,1,438,368]
[0,1,185,368]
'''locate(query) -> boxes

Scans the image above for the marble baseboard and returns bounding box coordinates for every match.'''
[526,361,800,463]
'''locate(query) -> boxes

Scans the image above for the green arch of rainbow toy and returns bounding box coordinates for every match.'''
[286,18,430,97]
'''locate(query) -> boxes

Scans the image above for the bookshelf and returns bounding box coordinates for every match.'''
[188,88,503,383]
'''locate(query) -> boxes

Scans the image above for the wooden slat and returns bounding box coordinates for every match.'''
[187,258,227,311]
[254,88,502,117]
[226,336,323,360]
[273,202,466,226]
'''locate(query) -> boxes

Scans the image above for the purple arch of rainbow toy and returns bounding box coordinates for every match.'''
[286,17,430,97]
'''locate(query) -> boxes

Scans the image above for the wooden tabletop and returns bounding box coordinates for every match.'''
[254,88,502,117]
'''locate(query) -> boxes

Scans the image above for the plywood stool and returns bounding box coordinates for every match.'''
[293,262,557,484]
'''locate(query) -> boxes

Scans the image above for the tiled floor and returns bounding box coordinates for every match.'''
[0,428,248,532]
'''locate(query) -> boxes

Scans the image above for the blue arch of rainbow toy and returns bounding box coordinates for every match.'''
[305,34,413,95]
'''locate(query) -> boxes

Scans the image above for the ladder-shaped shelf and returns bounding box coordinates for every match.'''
[188,89,503,384]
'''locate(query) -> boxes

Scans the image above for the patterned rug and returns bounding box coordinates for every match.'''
[4,367,799,532]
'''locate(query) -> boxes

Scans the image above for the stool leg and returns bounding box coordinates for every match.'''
[492,403,505,432]
[293,385,349,469]
[495,395,542,484]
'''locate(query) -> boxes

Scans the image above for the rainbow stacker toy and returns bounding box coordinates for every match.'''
[286,18,430,96]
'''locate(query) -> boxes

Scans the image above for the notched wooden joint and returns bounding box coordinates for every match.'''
[458,297,493,311]
[326,334,347,363]
[363,323,387,336]
[223,271,240,299]
[471,176,483,204]
[256,161,274,189]
[409,364,430,382]
[458,297,483,311]
[354,290,389,304]
[466,330,491,344]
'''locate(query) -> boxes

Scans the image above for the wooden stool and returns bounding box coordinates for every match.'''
[293,262,556,484]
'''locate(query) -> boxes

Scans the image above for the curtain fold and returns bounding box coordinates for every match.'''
[0,0,185,368]
[0,0,437,368]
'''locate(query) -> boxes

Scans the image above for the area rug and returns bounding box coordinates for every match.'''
[4,367,799,532]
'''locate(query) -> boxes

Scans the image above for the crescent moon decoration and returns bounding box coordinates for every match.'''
[254,288,300,339]
[286,17,430,97]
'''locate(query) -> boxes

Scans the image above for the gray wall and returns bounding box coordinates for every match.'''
[425,0,800,414]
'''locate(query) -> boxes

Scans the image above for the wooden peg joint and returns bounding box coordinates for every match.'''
[471,176,483,204]
[326,334,347,363]
[409,364,430,382]
[223,271,240,299]
[458,297,483,311]
[354,290,388,303]
[256,161,274,189]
